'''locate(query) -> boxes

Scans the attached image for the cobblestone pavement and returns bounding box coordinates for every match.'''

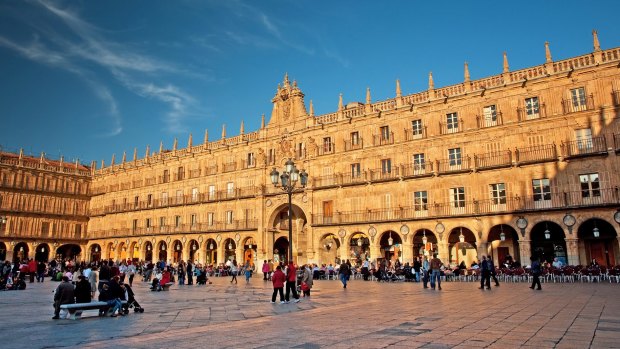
[2,276,620,349]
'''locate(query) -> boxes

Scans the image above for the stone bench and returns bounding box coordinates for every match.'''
[59,300,127,320]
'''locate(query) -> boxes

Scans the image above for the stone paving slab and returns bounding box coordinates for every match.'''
[1,277,620,348]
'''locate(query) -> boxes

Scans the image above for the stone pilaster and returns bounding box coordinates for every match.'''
[518,239,531,265]
[477,242,489,260]
[438,242,449,263]
[401,243,413,264]
[565,238,580,266]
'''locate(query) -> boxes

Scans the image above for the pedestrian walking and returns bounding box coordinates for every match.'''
[479,255,491,290]
[244,262,253,284]
[429,253,442,290]
[284,261,300,303]
[270,265,286,303]
[301,264,313,297]
[230,260,238,284]
[529,256,542,290]
[186,261,193,285]
[339,260,351,288]
[88,266,98,299]
[422,256,430,288]
[262,260,270,281]
[488,256,500,286]
[127,262,136,287]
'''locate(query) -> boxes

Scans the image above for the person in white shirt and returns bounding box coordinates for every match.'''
[552,258,563,269]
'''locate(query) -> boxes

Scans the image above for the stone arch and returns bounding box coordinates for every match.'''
[577,217,618,267]
[447,227,477,266]
[242,236,257,267]
[143,241,154,262]
[89,244,102,262]
[188,239,199,262]
[13,242,29,262]
[223,238,236,262]
[172,239,183,263]
[412,228,438,258]
[318,232,340,265]
[530,221,566,264]
[349,231,370,264]
[56,244,82,261]
[379,230,402,263]
[35,243,51,262]
[487,224,519,266]
[273,236,289,264]
[205,239,217,265]
[156,240,168,262]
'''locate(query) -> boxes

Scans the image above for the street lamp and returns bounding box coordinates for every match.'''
[270,159,308,263]
[544,223,551,240]
[593,221,600,238]
[499,225,506,242]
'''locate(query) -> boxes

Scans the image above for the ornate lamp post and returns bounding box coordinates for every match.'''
[270,159,308,263]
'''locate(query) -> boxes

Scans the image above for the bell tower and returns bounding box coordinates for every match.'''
[267,73,308,129]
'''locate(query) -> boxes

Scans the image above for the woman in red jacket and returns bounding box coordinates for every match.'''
[270,265,286,304]
[159,267,171,288]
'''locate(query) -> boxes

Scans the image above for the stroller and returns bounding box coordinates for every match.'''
[122,283,144,313]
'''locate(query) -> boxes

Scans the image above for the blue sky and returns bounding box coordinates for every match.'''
[1,0,619,165]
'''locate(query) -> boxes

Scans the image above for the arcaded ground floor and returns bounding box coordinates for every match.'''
[1,275,620,348]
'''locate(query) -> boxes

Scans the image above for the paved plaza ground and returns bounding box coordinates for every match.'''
[2,276,620,349]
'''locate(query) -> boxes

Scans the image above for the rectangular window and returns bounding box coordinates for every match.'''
[132,219,138,232]
[134,196,139,208]
[525,97,540,119]
[448,148,462,166]
[575,128,593,150]
[161,192,168,205]
[489,183,506,205]
[450,187,466,208]
[147,194,152,207]
[208,185,216,200]
[323,137,333,153]
[268,149,276,165]
[146,218,151,229]
[580,173,600,198]
[191,214,197,227]
[323,201,333,223]
[159,217,165,228]
[483,105,497,127]
[571,87,587,111]
[175,215,181,228]
[413,153,425,174]
[381,158,391,174]
[163,169,169,183]
[247,152,255,167]
[350,131,360,145]
[414,191,428,212]
[412,119,423,137]
[207,212,214,226]
[446,112,459,133]
[176,190,183,204]
[380,125,390,141]
[226,211,233,224]
[532,178,551,201]
[192,188,199,202]
[227,182,234,197]
[351,163,361,178]
[177,166,184,180]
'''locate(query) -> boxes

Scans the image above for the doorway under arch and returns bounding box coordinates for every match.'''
[319,233,340,265]
[577,218,617,267]
[172,240,183,263]
[90,244,102,262]
[379,230,402,264]
[157,241,168,262]
[448,227,477,266]
[531,221,566,264]
[56,244,82,261]
[273,236,289,264]
[0,242,6,261]
[13,242,29,262]
[143,241,153,262]
[205,239,217,265]
[35,243,50,262]
[412,228,437,258]
[349,232,370,264]
[487,224,519,266]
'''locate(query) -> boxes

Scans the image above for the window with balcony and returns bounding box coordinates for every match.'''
[380,125,390,141]
[227,182,234,197]
[161,192,168,206]
[351,131,360,146]
[134,196,139,208]
[525,97,539,119]
[163,169,170,183]
[483,105,497,127]
[323,201,333,224]
[414,191,428,216]
[351,163,361,178]
[489,183,506,211]
[177,166,185,180]
[323,137,333,153]
[413,153,425,174]
[580,173,600,198]
[247,152,255,167]
[147,194,152,207]
[175,215,181,228]
[532,178,551,208]
[448,148,462,167]
[575,128,593,151]
[192,188,199,202]
[268,149,276,165]
[208,185,216,200]
[159,217,165,229]
[176,190,183,204]
[446,112,459,133]
[381,159,392,174]
[146,218,151,229]
[207,212,214,226]
[450,187,465,208]
[571,87,587,112]
[226,211,233,224]
[191,214,197,227]
[412,119,423,138]
[133,219,138,232]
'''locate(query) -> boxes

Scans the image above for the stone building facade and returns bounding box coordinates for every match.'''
[2,33,620,268]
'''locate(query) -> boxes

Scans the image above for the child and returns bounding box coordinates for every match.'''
[270,265,286,304]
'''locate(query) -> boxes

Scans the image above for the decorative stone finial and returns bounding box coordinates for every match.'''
[121,151,126,164]
[593,29,601,52]
[366,87,371,105]
[18,148,23,160]
[428,72,434,90]
[503,52,509,73]
[396,79,402,98]
[221,124,226,139]
[101,159,105,168]
[464,62,470,82]
[338,93,343,111]
[39,152,45,164]
[203,129,209,144]
[188,133,193,148]
[240,120,245,135]
[159,141,164,153]
[145,145,150,158]
[111,153,115,166]
[545,41,552,63]
[172,138,178,151]
[261,114,265,128]
[133,148,137,162]
[309,100,314,116]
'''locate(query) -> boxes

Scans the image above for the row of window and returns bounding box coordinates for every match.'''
[320,173,601,214]
[133,209,253,230]
[113,182,238,208]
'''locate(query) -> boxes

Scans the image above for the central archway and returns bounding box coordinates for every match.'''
[268,202,308,264]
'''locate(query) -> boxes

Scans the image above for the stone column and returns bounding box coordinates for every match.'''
[518,239,531,265]
[369,242,381,262]
[565,238,579,266]
[477,242,489,260]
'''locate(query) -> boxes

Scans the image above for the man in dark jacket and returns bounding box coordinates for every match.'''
[53,276,75,319]
[74,275,92,303]
[98,260,111,293]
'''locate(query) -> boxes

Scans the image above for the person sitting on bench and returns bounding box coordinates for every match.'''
[99,276,124,317]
